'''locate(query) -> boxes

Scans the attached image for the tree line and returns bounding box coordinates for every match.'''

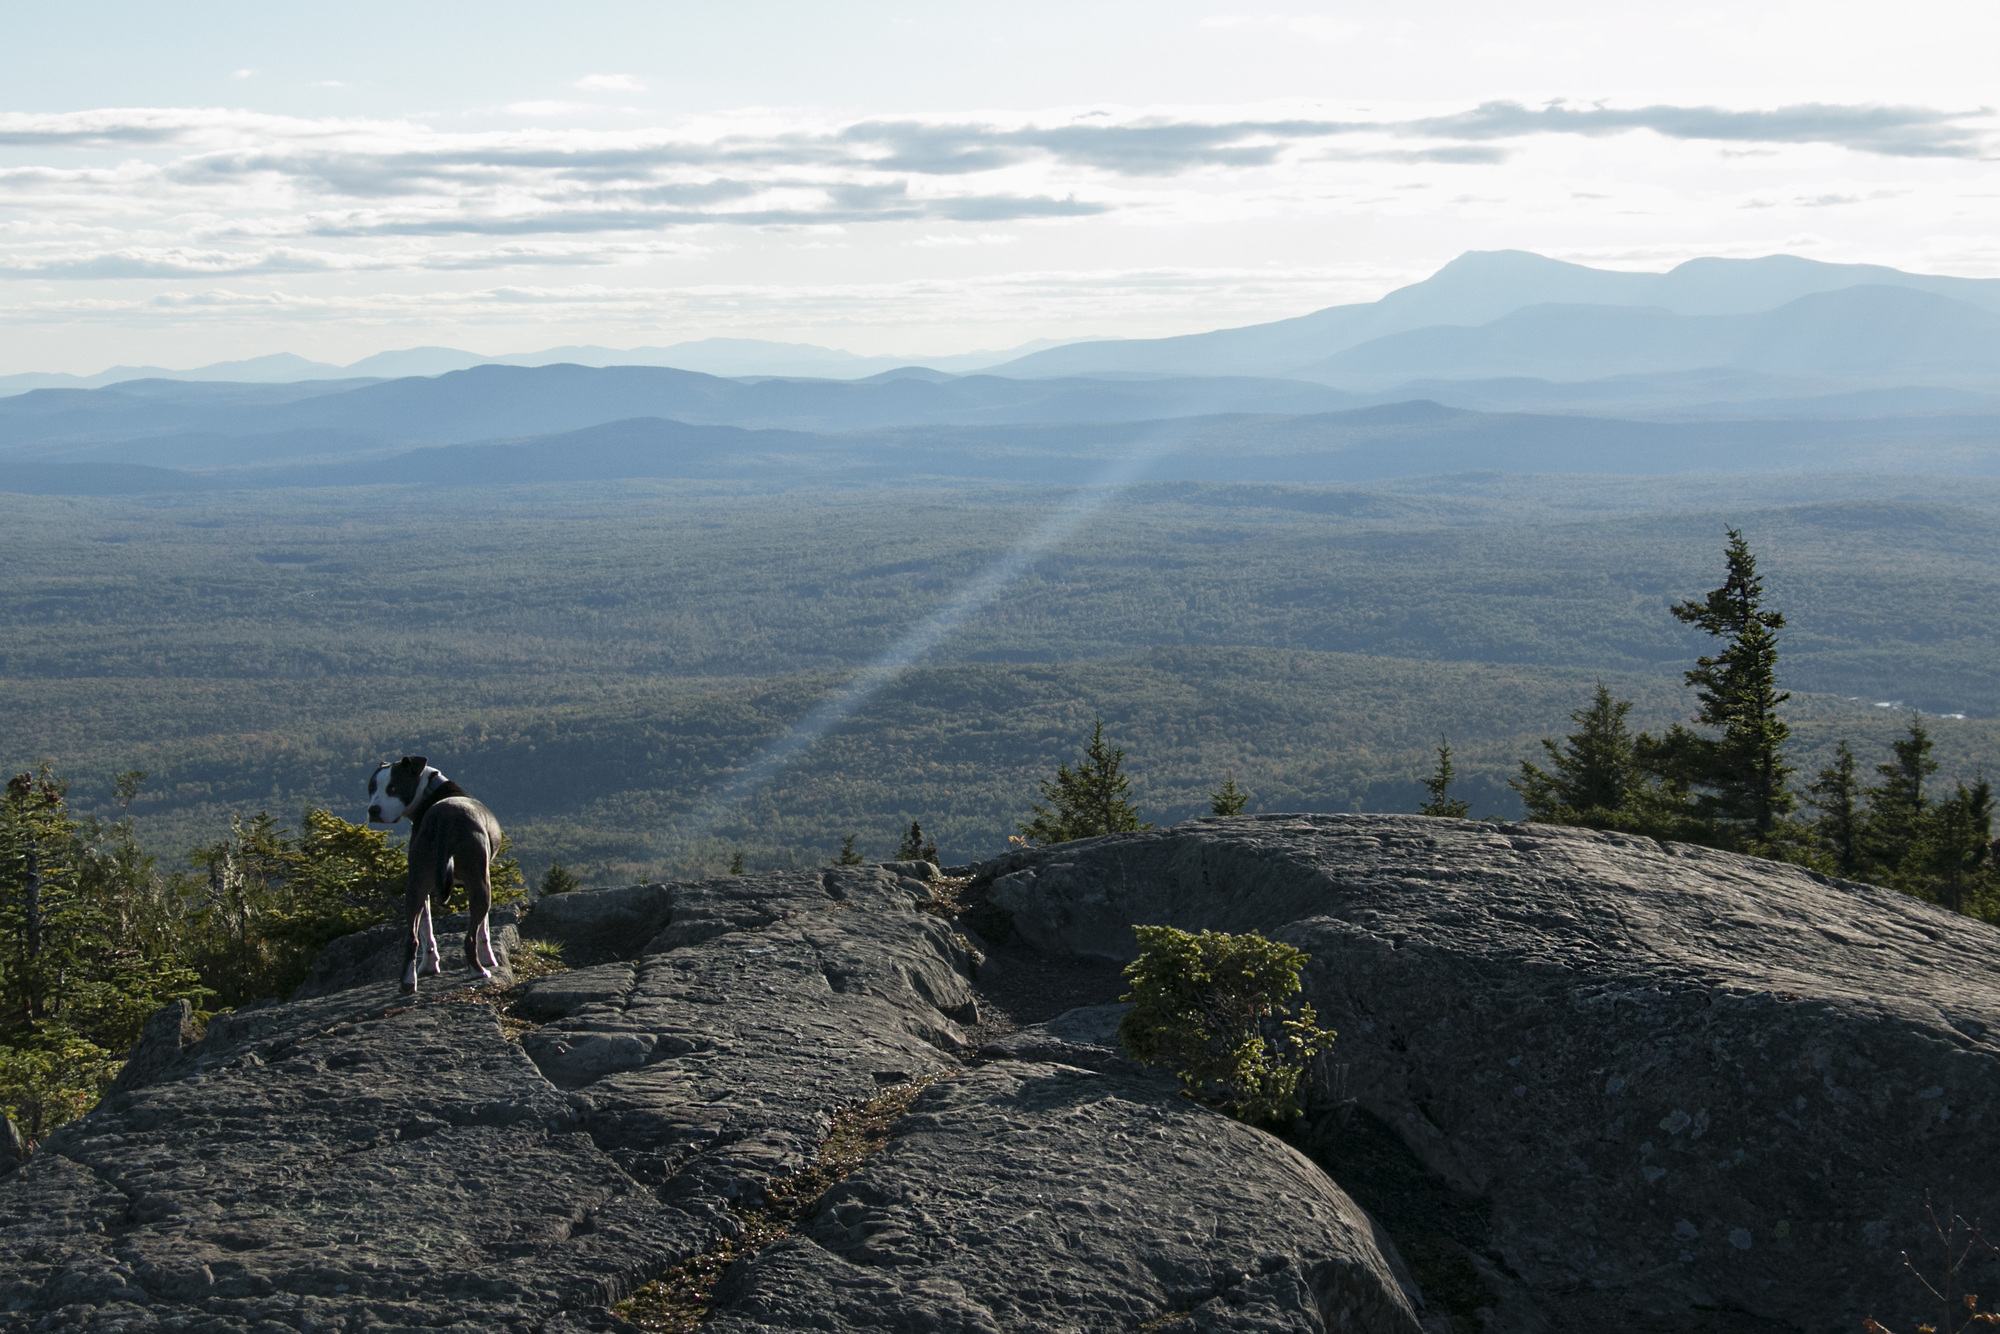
[1004,530,1995,925]
[5,527,1990,1142]
[0,768,521,1140]
[1502,531,1995,916]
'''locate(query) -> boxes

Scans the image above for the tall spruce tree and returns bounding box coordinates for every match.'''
[1208,778,1250,817]
[1901,777,1996,915]
[1018,718,1153,845]
[1417,740,1471,818]
[1513,683,1641,826]
[1805,740,1864,877]
[1668,530,1793,838]
[896,820,939,864]
[1863,717,1937,875]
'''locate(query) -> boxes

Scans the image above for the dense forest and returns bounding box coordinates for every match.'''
[2,472,1997,1141]
[4,475,1998,875]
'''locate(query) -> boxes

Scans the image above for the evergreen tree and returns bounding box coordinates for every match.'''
[0,768,205,1139]
[1864,717,1938,875]
[1805,740,1864,876]
[540,859,580,896]
[182,808,419,1010]
[896,820,939,864]
[1900,778,1996,916]
[1017,718,1153,845]
[728,851,745,876]
[1209,777,1250,817]
[1417,741,1471,819]
[1513,683,1641,826]
[1668,530,1794,838]
[834,834,865,866]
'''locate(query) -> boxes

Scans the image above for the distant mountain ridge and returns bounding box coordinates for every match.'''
[9,397,2000,497]
[1296,285,2000,388]
[10,249,2000,414]
[0,365,1366,454]
[989,250,2000,384]
[0,336,1085,396]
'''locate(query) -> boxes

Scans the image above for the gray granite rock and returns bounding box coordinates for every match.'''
[526,883,674,965]
[545,872,979,1205]
[705,1060,1428,1334]
[977,1001,1142,1073]
[514,961,639,1021]
[106,998,202,1096]
[16,823,1960,1333]
[976,813,2000,1332]
[0,865,987,1333]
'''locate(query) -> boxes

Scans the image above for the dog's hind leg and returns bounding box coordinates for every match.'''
[463,854,495,978]
[417,897,443,977]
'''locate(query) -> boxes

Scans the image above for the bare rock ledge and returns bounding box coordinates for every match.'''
[2,814,1990,1332]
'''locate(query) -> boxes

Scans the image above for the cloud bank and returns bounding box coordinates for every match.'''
[0,97,1990,263]
[3,95,1997,360]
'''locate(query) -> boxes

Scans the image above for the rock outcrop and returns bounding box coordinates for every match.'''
[6,815,1982,1333]
[982,814,2000,1331]
[0,857,1423,1332]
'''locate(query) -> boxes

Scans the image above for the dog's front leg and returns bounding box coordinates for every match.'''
[401,899,424,995]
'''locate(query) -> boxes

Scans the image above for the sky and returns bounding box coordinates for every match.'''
[4,0,2000,373]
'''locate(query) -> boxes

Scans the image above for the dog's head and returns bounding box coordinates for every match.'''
[367,755,441,825]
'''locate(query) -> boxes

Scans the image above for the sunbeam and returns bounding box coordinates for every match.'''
[670,422,1198,848]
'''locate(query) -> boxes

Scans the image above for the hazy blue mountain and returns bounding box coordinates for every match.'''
[992,250,2000,380]
[0,352,350,394]
[1299,286,2000,389]
[0,364,1360,457]
[0,336,1088,399]
[12,398,2000,496]
[1360,370,2000,419]
[340,346,491,378]
[470,337,1084,378]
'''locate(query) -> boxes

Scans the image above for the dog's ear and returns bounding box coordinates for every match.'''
[401,755,429,771]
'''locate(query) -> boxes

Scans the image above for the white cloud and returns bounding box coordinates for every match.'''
[1199,14,1360,42]
[0,264,1402,331]
[6,95,2000,366]
[914,232,1019,247]
[232,69,254,80]
[576,74,645,93]
[505,100,593,116]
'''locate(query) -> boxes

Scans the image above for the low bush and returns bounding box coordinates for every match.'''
[1117,924,1333,1123]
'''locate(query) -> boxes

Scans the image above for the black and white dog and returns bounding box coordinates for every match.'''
[366,756,502,995]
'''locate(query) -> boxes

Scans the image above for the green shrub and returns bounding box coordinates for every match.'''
[1117,925,1334,1123]
[0,1024,122,1143]
[540,859,581,896]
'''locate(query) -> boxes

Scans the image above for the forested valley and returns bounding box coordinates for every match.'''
[3,469,1999,1138]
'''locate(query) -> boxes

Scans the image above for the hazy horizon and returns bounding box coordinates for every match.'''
[7,1,2000,375]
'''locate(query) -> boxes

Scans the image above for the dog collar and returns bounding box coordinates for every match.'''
[406,779,468,830]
